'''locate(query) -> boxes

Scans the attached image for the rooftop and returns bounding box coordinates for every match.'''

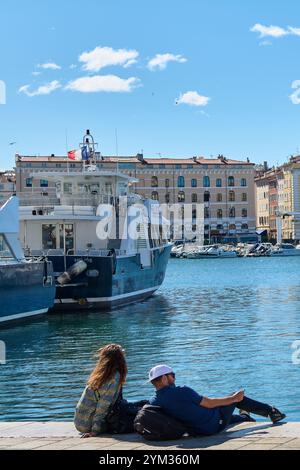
[16,154,254,166]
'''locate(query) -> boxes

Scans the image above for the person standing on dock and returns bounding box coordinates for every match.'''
[74,344,127,437]
[148,364,286,436]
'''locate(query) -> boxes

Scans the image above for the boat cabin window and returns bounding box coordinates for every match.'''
[42,224,74,251]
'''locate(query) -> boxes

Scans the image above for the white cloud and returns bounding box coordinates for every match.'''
[147,53,187,71]
[175,91,210,107]
[250,23,289,38]
[65,75,140,93]
[289,80,300,104]
[32,71,42,76]
[251,23,300,39]
[259,40,272,47]
[288,26,300,36]
[37,62,62,70]
[69,64,77,69]
[19,80,61,97]
[79,46,139,72]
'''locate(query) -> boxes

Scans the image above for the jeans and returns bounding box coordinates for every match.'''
[218,396,273,431]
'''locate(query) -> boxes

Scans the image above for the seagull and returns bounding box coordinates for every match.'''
[9,142,16,145]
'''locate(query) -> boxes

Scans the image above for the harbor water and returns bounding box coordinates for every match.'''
[0,256,300,421]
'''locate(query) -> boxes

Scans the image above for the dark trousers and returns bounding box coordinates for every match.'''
[218,396,273,431]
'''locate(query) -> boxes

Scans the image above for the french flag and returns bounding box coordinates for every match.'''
[68,146,90,161]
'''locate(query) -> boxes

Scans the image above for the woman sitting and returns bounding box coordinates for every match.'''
[74,343,127,437]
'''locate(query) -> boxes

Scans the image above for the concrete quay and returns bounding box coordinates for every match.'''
[0,421,299,450]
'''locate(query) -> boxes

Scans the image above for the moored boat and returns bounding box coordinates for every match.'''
[0,197,55,323]
[18,131,172,310]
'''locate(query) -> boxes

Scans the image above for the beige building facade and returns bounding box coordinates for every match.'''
[15,153,256,243]
[0,170,15,202]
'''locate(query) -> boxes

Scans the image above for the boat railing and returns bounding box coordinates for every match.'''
[26,248,127,257]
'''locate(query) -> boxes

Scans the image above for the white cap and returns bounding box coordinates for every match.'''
[148,364,174,382]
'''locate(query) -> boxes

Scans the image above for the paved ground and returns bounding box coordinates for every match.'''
[0,421,299,450]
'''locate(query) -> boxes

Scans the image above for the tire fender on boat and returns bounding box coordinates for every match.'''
[57,260,88,285]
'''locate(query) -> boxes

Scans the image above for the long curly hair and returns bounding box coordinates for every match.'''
[87,344,128,390]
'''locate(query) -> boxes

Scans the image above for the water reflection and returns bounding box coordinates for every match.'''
[0,257,300,420]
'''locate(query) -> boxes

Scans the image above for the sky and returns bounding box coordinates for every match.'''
[1,0,300,169]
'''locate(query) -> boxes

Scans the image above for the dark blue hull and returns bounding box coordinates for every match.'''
[49,245,172,310]
[0,261,55,323]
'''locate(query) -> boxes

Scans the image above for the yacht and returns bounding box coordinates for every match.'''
[0,196,55,322]
[186,245,237,259]
[270,243,300,257]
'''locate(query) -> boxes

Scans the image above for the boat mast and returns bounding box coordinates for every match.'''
[81,129,98,167]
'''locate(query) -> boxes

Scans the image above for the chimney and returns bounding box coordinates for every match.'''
[263,161,268,171]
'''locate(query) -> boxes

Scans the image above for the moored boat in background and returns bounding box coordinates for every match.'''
[0,197,55,323]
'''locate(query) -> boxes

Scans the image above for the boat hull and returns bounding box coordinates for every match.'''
[49,244,172,311]
[0,261,55,323]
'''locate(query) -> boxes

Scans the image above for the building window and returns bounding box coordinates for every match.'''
[26,178,32,188]
[40,179,48,188]
[191,193,197,203]
[242,209,247,218]
[229,224,236,230]
[217,224,223,230]
[63,183,72,194]
[203,176,210,187]
[191,178,197,187]
[229,207,235,218]
[228,176,235,187]
[175,164,182,170]
[204,207,210,218]
[241,223,248,230]
[217,193,222,202]
[217,209,223,219]
[204,191,210,202]
[242,192,247,201]
[151,176,158,187]
[178,191,185,202]
[56,163,62,168]
[229,190,235,202]
[241,178,247,187]
[165,193,170,203]
[25,163,32,168]
[159,164,165,169]
[177,176,185,188]
[216,178,222,187]
[151,191,159,201]
[70,163,76,168]
[165,178,170,188]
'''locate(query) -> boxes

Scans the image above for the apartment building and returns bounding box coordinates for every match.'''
[15,153,256,243]
[0,170,15,202]
[255,156,300,242]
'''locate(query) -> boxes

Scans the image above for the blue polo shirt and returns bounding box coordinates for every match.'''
[149,384,221,436]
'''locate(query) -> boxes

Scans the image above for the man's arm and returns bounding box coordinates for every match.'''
[200,390,244,409]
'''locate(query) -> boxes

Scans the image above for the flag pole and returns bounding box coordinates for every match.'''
[65,128,69,173]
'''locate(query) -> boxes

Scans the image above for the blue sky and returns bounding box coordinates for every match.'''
[1,0,300,168]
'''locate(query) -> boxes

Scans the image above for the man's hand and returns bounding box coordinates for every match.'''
[230,390,244,403]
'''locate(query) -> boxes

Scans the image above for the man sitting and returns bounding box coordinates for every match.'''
[148,364,286,436]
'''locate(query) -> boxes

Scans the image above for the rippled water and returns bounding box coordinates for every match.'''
[0,256,300,421]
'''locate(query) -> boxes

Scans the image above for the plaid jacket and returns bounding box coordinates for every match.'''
[74,372,121,434]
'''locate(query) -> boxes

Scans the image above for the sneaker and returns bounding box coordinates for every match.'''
[269,407,286,424]
[239,409,256,422]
